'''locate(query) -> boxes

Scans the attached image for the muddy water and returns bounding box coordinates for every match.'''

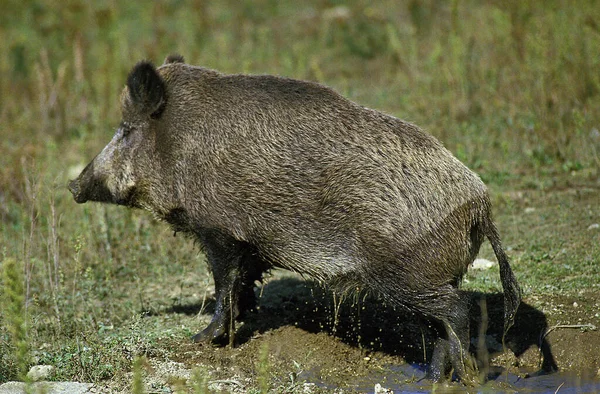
[302,364,600,393]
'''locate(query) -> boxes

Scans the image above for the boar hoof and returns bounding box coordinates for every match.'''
[192,320,229,344]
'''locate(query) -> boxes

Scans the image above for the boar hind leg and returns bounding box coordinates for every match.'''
[192,230,253,344]
[372,272,474,381]
[425,289,475,383]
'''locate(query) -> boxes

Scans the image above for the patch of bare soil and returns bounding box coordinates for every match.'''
[136,275,600,392]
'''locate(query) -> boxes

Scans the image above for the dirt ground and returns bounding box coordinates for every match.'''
[95,273,599,393]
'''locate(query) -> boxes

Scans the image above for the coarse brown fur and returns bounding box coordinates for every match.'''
[68,55,521,382]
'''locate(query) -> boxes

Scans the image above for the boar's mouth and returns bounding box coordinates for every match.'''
[67,176,118,205]
[68,176,141,207]
[68,159,142,207]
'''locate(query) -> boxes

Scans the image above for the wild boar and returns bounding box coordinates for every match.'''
[68,55,521,381]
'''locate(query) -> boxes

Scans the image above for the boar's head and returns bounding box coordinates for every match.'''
[68,60,174,211]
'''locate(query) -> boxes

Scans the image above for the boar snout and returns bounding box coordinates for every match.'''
[68,178,88,204]
[68,159,132,206]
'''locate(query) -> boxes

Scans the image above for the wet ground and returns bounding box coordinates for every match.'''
[313,364,600,393]
[147,274,600,393]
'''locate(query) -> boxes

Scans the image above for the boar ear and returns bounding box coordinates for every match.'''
[127,61,166,119]
[164,54,184,64]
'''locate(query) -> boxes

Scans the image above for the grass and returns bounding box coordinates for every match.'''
[1,0,599,391]
[1,258,29,382]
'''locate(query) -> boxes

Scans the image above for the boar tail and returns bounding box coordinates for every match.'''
[483,215,521,339]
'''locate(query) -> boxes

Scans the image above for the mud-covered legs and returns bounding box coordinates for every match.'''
[425,289,475,382]
[191,229,265,344]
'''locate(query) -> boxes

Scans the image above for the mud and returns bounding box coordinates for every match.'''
[145,273,600,392]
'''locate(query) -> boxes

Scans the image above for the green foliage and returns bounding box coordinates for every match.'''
[1,258,29,381]
[1,1,598,171]
[131,356,146,394]
[35,335,130,382]
[191,368,209,394]
[257,342,271,393]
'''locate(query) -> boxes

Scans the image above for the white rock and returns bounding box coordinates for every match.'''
[0,381,93,394]
[472,258,496,270]
[374,383,393,393]
[26,365,54,381]
[587,223,599,231]
[524,207,536,214]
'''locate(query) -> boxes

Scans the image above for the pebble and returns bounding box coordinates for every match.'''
[472,258,496,270]
[26,365,54,382]
[587,223,599,231]
[374,383,393,394]
[0,382,93,394]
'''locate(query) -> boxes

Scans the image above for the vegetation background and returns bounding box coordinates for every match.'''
[1,0,599,391]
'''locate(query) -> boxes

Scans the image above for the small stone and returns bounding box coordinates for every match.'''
[524,207,536,214]
[0,381,93,394]
[27,365,54,382]
[472,258,496,270]
[374,383,393,394]
[573,302,579,308]
[587,223,599,231]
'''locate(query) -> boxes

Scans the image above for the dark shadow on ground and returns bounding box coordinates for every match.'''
[160,276,557,375]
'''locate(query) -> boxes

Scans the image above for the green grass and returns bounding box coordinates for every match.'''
[1,258,29,382]
[1,0,599,390]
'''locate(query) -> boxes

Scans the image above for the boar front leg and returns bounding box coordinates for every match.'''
[192,229,258,344]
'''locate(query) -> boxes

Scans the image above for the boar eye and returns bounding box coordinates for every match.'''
[119,122,133,137]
